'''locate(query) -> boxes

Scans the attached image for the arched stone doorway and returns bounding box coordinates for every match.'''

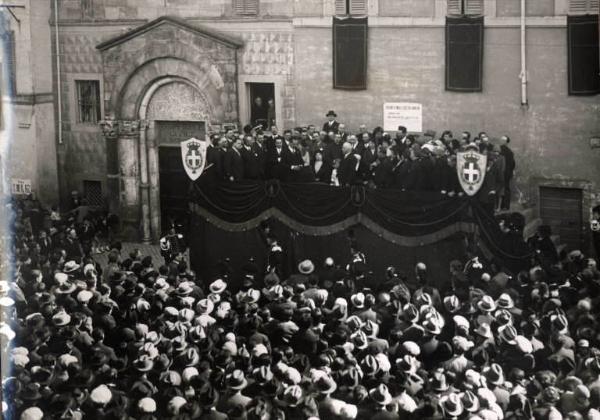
[97,16,242,242]
[140,78,211,242]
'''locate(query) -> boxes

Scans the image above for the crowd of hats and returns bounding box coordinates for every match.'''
[4,201,600,419]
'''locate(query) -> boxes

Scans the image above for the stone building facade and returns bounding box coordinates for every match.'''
[6,0,599,244]
[1,1,58,204]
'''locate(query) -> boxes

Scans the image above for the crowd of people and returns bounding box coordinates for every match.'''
[205,111,515,212]
[3,188,600,420]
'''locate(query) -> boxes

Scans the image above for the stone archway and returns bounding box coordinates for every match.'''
[138,77,210,242]
[97,16,242,242]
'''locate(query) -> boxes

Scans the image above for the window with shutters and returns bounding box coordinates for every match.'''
[569,0,600,14]
[75,80,101,124]
[447,0,484,15]
[233,0,259,15]
[0,30,16,97]
[335,0,368,16]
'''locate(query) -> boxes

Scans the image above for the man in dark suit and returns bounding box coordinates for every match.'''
[224,138,244,181]
[322,110,340,134]
[204,134,224,183]
[338,142,359,186]
[500,135,515,210]
[241,135,264,180]
[266,137,290,180]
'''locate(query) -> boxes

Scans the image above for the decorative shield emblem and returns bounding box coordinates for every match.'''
[457,150,487,196]
[181,137,207,181]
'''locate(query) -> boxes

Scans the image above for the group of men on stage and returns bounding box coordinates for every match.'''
[203,110,516,211]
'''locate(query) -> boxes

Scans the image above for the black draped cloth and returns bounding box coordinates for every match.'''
[188,181,532,282]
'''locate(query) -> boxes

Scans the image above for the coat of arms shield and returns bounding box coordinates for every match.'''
[456,150,487,196]
[180,138,207,181]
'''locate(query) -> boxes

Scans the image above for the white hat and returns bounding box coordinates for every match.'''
[209,279,227,294]
[20,407,43,420]
[77,290,93,303]
[54,272,69,285]
[138,397,157,413]
[90,385,112,405]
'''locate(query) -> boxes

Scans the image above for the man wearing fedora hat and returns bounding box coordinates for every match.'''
[323,110,340,134]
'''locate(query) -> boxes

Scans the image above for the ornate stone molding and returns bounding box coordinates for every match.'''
[99,119,143,138]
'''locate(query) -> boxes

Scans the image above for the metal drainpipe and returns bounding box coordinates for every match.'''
[519,0,528,107]
[54,0,62,143]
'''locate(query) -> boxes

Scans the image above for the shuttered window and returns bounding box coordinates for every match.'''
[0,30,16,97]
[448,0,484,15]
[569,0,600,14]
[335,0,368,15]
[233,0,259,15]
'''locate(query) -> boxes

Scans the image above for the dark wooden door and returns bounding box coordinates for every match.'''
[539,186,583,250]
[159,146,190,233]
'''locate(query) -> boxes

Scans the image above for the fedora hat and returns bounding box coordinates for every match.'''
[76,290,93,304]
[477,295,496,312]
[243,288,260,304]
[422,319,442,335]
[52,311,71,327]
[498,324,518,345]
[90,384,112,405]
[475,323,493,339]
[484,363,504,386]
[430,371,449,392]
[196,299,214,315]
[55,282,77,295]
[63,261,81,273]
[281,385,303,407]
[133,355,154,372]
[209,279,227,294]
[326,110,337,117]
[496,293,515,309]
[253,366,273,384]
[346,315,364,331]
[551,313,569,334]
[403,303,419,323]
[440,393,464,417]
[175,282,194,296]
[444,295,461,313]
[351,293,365,309]
[369,384,392,406]
[402,341,421,356]
[54,273,69,285]
[460,391,480,412]
[351,330,368,350]
[20,383,43,401]
[361,355,379,376]
[227,369,248,390]
[298,259,315,275]
[315,375,337,394]
[494,309,513,326]
[363,320,379,338]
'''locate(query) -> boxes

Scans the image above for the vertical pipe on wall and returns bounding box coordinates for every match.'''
[53,0,62,143]
[519,0,528,106]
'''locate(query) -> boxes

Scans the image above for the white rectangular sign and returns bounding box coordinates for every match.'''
[383,102,423,133]
[11,178,32,195]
